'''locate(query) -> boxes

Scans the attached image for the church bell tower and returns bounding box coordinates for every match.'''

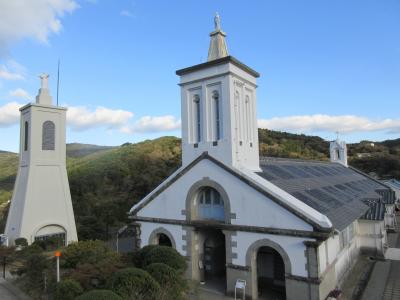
[176,14,261,171]
[5,74,78,245]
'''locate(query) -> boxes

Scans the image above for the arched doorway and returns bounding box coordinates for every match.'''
[256,247,286,299]
[201,229,226,292]
[157,233,172,247]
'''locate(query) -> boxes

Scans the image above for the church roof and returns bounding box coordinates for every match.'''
[257,157,392,230]
[176,55,260,78]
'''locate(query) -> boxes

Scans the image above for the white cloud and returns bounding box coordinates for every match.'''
[0,102,22,127]
[0,0,78,49]
[67,106,134,131]
[258,114,400,134]
[0,60,25,80]
[122,115,181,134]
[120,10,134,18]
[9,88,33,100]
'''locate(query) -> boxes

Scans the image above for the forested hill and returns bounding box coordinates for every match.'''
[0,129,399,239]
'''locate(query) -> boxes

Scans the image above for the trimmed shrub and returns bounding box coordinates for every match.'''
[132,244,158,267]
[15,238,28,247]
[61,240,120,268]
[75,289,122,300]
[143,246,186,272]
[145,263,187,300]
[110,267,160,300]
[54,279,83,300]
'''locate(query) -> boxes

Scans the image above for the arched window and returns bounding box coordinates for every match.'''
[197,187,224,221]
[212,91,221,141]
[42,121,55,150]
[24,121,28,151]
[336,149,340,160]
[193,94,201,143]
[245,95,251,142]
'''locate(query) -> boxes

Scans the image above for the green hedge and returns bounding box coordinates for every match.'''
[143,246,186,272]
[75,289,122,300]
[110,267,160,300]
[145,263,187,299]
[54,279,83,300]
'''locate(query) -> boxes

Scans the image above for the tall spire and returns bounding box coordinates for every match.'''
[207,13,229,61]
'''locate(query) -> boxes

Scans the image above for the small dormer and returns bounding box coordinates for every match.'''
[330,139,348,167]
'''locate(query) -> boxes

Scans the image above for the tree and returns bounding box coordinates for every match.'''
[110,267,160,300]
[54,279,83,300]
[76,289,122,300]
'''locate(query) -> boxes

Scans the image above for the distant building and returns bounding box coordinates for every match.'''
[129,16,396,300]
[5,74,78,246]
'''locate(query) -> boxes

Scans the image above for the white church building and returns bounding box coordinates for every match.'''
[129,16,395,299]
[5,75,78,246]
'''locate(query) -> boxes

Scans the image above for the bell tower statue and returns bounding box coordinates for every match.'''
[5,74,78,245]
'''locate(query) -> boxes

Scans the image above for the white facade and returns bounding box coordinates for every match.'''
[5,75,78,245]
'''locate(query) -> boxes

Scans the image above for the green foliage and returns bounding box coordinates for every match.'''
[143,246,187,272]
[14,237,28,247]
[145,263,187,300]
[54,279,83,300]
[110,267,160,300]
[132,245,158,267]
[19,252,52,295]
[32,236,64,251]
[61,240,120,268]
[76,289,122,300]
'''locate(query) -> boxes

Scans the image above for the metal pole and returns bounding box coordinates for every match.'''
[56,256,60,282]
[2,257,5,279]
[56,59,60,106]
[116,233,119,253]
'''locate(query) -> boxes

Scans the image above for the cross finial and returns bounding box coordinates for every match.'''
[214,12,221,31]
[335,131,340,140]
[39,73,49,89]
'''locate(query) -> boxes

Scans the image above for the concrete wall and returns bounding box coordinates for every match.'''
[358,219,386,256]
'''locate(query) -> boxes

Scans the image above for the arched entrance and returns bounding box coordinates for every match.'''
[200,229,226,292]
[148,228,176,249]
[204,230,226,281]
[246,239,291,300]
[157,233,172,247]
[257,247,286,299]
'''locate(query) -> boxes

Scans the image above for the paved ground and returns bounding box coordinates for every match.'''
[362,215,400,300]
[0,279,30,300]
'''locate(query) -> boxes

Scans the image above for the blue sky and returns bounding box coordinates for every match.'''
[0,0,399,152]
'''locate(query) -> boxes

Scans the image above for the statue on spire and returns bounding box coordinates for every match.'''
[39,73,50,90]
[214,12,221,31]
[208,13,228,61]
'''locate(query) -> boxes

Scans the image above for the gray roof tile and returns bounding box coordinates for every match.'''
[257,157,391,230]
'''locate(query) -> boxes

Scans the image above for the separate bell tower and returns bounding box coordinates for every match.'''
[176,14,261,171]
[5,74,78,245]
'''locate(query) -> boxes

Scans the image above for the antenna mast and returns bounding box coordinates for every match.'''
[56,59,60,106]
